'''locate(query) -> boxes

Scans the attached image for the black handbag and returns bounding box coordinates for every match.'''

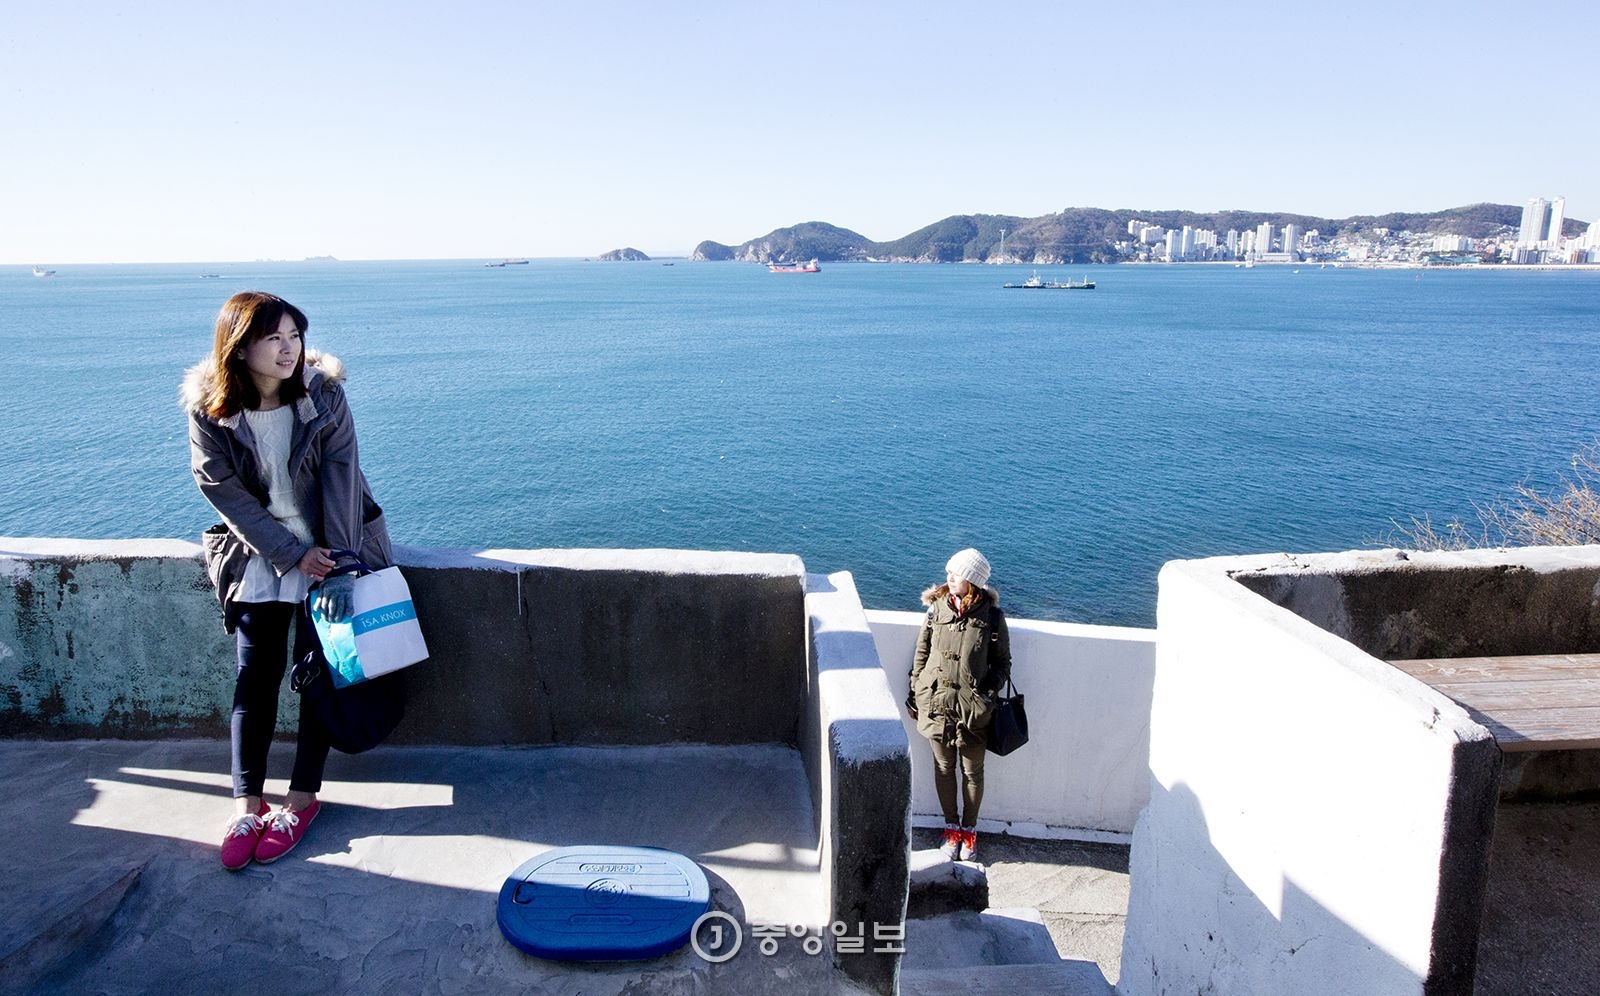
[291,606,406,754]
[987,676,1029,756]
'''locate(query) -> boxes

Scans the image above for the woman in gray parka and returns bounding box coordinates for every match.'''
[183,291,392,871]
[907,548,1012,862]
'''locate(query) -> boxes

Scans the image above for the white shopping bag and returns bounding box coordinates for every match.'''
[309,566,429,688]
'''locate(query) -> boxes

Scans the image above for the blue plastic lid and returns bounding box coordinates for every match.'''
[497,845,711,961]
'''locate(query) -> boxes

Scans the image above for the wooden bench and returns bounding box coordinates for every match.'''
[1388,654,1600,752]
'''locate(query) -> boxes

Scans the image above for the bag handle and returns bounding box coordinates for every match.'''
[323,548,372,579]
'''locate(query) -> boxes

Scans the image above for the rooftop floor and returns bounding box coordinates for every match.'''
[1,740,849,995]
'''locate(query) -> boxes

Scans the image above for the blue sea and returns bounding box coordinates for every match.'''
[3,260,1596,627]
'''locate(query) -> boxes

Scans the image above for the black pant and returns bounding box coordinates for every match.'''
[232,602,330,798]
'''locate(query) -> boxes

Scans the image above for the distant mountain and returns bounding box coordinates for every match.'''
[691,240,736,261]
[691,222,874,263]
[694,204,1561,264]
[598,247,650,261]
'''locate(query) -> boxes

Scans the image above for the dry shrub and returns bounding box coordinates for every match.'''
[1392,442,1600,551]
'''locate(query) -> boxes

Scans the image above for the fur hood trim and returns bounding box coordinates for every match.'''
[179,349,346,413]
[921,583,1000,608]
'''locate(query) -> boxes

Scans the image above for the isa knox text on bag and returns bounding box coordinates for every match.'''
[310,561,429,688]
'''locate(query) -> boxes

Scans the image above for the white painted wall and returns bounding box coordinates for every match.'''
[1118,557,1500,996]
[867,609,1156,837]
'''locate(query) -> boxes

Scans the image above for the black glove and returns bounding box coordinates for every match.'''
[904,693,918,720]
[314,573,356,623]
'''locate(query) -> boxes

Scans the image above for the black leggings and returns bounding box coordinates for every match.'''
[232,602,330,798]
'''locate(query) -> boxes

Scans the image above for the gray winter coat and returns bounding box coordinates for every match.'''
[182,350,393,631]
[909,584,1012,748]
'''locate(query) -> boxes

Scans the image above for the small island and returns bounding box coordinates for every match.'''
[597,247,650,262]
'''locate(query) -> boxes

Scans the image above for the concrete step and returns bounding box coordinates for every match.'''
[907,847,989,915]
[901,959,1113,996]
[904,906,1063,970]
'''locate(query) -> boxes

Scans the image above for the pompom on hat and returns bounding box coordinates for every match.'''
[945,548,991,588]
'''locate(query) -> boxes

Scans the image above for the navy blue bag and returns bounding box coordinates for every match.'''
[291,603,406,754]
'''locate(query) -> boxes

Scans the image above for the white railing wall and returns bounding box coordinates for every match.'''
[866,609,1156,839]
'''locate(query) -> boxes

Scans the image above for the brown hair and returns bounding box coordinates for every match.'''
[202,292,310,418]
[954,585,984,616]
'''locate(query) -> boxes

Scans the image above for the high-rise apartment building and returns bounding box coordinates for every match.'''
[1256,222,1274,254]
[1519,197,1550,247]
[1547,197,1566,245]
[1282,224,1302,256]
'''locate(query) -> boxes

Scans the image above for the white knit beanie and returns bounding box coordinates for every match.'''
[945,548,991,588]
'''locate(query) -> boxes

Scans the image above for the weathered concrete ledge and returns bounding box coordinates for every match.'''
[0,538,806,746]
[805,571,912,994]
[1229,545,1600,660]
[1117,546,1600,995]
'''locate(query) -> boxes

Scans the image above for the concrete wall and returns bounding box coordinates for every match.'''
[868,610,1155,837]
[805,572,911,996]
[1119,554,1502,996]
[1,538,807,746]
[1231,545,1600,660]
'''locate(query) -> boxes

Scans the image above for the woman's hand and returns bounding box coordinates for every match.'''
[297,546,336,582]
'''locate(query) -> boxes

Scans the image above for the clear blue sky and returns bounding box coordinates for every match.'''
[4,1,1594,263]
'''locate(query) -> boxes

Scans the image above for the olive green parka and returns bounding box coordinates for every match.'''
[909,583,1012,748]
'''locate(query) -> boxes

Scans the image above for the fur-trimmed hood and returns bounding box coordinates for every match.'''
[179,349,346,414]
[921,583,1000,608]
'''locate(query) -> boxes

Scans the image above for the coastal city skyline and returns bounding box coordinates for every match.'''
[1112,195,1598,267]
[4,2,1597,264]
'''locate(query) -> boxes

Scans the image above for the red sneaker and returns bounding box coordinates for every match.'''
[221,801,271,871]
[254,800,321,864]
[958,828,978,862]
[939,824,962,858]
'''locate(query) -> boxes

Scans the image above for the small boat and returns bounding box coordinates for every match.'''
[484,258,529,268]
[32,266,56,277]
[769,259,821,273]
[199,273,222,279]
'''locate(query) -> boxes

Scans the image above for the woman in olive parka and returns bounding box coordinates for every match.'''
[907,548,1012,862]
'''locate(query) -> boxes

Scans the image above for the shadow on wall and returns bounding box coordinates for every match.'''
[1121,781,1423,996]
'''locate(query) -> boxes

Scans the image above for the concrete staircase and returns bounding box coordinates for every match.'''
[901,849,1114,996]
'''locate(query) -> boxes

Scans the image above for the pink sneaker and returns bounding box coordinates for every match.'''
[221,801,271,871]
[254,800,321,864]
